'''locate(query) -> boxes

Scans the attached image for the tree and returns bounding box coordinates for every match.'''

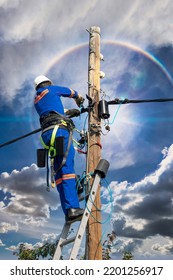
[13,242,59,260]
[13,232,134,260]
[13,231,117,260]
[122,251,134,260]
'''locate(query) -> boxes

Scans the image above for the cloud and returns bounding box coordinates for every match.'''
[0,222,18,234]
[0,164,59,229]
[41,232,58,244]
[101,144,173,257]
[152,239,173,254]
[6,232,59,254]
[0,0,173,45]
[0,0,97,106]
[0,239,5,247]
[1,0,173,260]
[102,105,144,169]
[111,237,142,256]
[97,0,173,46]
[0,0,97,43]
[1,0,173,108]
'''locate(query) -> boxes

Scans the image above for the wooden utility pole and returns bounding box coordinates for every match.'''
[86,26,102,260]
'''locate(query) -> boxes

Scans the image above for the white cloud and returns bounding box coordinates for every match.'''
[133,144,173,189]
[100,0,173,46]
[0,222,18,234]
[41,232,58,243]
[0,0,97,44]
[0,239,5,246]
[152,238,173,254]
[0,0,20,8]
[1,0,173,107]
[6,232,59,254]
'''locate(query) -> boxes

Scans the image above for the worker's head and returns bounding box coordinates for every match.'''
[34,75,52,90]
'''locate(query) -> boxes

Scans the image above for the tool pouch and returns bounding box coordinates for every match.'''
[37,149,47,167]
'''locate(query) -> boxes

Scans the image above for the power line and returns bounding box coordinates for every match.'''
[0,128,41,149]
[1,97,173,149]
[107,97,173,105]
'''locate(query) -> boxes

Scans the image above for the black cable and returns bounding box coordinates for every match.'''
[1,97,173,149]
[107,98,173,105]
[0,104,90,149]
[0,128,42,148]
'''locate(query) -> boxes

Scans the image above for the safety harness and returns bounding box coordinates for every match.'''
[40,111,75,191]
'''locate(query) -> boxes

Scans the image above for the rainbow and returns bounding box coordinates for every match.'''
[45,40,173,86]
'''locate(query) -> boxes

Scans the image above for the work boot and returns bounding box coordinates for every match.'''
[66,208,84,221]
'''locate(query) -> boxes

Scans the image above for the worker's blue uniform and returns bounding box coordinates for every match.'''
[34,85,80,215]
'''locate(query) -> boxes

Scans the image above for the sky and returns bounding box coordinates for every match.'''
[0,0,173,260]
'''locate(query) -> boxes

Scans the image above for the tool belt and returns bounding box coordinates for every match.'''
[40,111,75,133]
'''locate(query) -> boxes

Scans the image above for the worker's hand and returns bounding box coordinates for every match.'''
[65,109,81,118]
[75,94,85,107]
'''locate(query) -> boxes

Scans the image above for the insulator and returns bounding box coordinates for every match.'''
[100,53,104,61]
[100,71,105,78]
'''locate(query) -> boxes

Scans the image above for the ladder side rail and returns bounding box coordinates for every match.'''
[69,172,101,260]
[53,222,71,260]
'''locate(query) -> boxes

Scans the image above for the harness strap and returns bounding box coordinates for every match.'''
[40,122,73,190]
[50,125,59,157]
[40,125,59,189]
[40,125,59,157]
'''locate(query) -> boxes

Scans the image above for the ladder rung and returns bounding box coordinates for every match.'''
[60,236,76,247]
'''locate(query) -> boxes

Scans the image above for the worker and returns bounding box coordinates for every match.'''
[34,75,85,221]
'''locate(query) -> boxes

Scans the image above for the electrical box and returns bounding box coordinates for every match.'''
[98,100,110,119]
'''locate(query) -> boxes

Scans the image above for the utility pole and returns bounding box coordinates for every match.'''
[86,26,102,260]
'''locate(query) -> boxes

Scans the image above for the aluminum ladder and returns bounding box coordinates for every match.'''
[53,159,109,260]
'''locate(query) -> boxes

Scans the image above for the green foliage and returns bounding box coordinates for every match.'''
[13,231,134,260]
[122,251,134,260]
[13,242,58,260]
[102,231,116,260]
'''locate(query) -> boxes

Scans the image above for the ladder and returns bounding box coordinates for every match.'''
[53,159,109,260]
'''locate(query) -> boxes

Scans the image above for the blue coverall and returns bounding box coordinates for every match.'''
[34,85,80,215]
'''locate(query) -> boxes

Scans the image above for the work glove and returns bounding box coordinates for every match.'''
[65,109,81,118]
[75,94,85,107]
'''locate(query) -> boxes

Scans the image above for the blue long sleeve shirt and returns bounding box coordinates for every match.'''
[34,85,78,117]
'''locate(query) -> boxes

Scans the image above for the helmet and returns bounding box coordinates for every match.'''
[34,75,52,89]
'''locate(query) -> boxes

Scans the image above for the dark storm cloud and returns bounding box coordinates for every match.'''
[113,217,173,239]
[126,192,173,220]
[0,164,59,230]
[145,219,173,237]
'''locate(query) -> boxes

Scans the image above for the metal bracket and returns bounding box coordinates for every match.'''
[80,94,95,114]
